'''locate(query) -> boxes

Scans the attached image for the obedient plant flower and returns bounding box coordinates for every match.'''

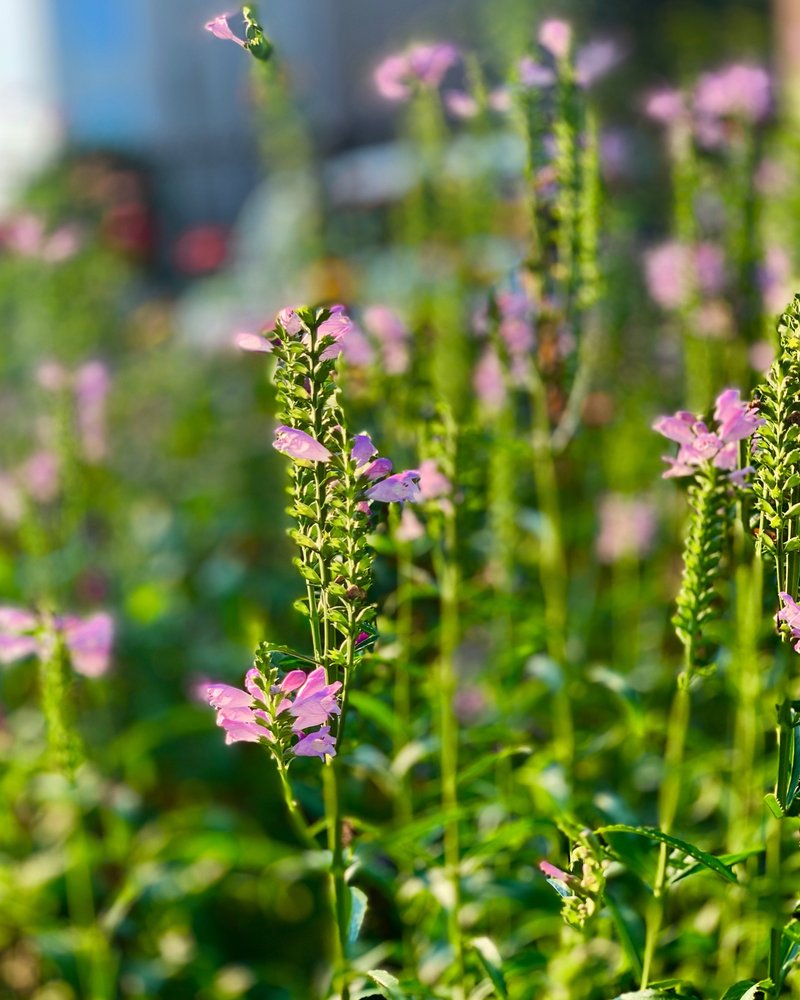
[374,43,460,102]
[777,594,800,653]
[643,240,725,312]
[0,608,114,676]
[517,57,556,90]
[273,426,332,463]
[205,7,273,60]
[205,13,246,47]
[694,63,771,126]
[205,664,341,760]
[643,87,687,126]
[75,361,110,464]
[653,388,763,480]
[365,470,422,503]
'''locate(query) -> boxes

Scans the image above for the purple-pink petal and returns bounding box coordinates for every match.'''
[205,14,246,47]
[352,434,378,467]
[293,725,337,759]
[61,612,113,677]
[273,426,331,463]
[365,470,422,503]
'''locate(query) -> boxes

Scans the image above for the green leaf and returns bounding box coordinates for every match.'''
[597,825,737,883]
[671,847,763,885]
[348,691,397,738]
[764,792,785,818]
[719,980,772,999]
[347,886,368,945]
[471,936,508,998]
[366,969,404,999]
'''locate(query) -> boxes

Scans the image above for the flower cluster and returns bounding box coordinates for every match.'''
[517,18,621,92]
[653,388,763,481]
[777,593,800,653]
[644,63,771,148]
[0,608,114,677]
[374,42,460,102]
[205,664,341,760]
[0,214,83,263]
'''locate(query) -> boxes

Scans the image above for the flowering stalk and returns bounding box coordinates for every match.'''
[752,296,800,995]
[642,388,761,988]
[223,305,420,996]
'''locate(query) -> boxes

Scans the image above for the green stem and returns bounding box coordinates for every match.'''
[433,504,465,996]
[324,760,350,1000]
[276,761,317,850]
[529,367,572,768]
[640,679,692,990]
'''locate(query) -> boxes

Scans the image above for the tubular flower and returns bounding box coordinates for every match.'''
[204,665,341,760]
[374,43,460,102]
[653,388,763,480]
[777,593,800,653]
[204,13,246,48]
[272,426,332,463]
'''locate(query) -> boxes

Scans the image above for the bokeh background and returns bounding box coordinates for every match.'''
[0,1,792,998]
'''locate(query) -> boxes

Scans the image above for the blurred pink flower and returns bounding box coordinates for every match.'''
[0,474,23,525]
[234,331,273,353]
[36,360,69,392]
[395,506,425,542]
[643,87,687,125]
[694,64,771,125]
[538,19,572,59]
[760,246,794,314]
[444,89,480,119]
[575,40,622,88]
[0,607,113,675]
[474,347,506,414]
[418,459,451,500]
[20,451,59,504]
[374,43,460,101]
[362,306,410,375]
[75,361,110,463]
[517,57,556,89]
[778,592,800,653]
[749,339,775,373]
[596,494,656,563]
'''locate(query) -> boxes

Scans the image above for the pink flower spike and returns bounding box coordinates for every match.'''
[205,14,246,48]
[272,426,331,463]
[538,19,572,59]
[235,332,273,353]
[61,612,113,677]
[778,593,800,653]
[294,725,337,759]
[365,470,422,503]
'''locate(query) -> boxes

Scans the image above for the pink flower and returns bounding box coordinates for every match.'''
[294,725,337,759]
[352,434,378,467]
[234,331,273,353]
[538,19,572,59]
[644,87,687,126]
[395,506,425,542]
[778,592,800,653]
[518,57,556,89]
[694,64,771,126]
[75,361,110,464]
[55,613,114,677]
[575,40,622,88]
[20,451,59,504]
[276,307,304,336]
[277,666,342,730]
[596,494,656,564]
[205,13,246,48]
[653,387,763,479]
[272,426,331,463]
[365,470,422,503]
[0,607,114,675]
[36,361,69,392]
[362,306,410,375]
[374,43,460,101]
[318,305,356,360]
[444,90,480,119]
[418,459,451,500]
[643,241,693,310]
[474,347,507,414]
